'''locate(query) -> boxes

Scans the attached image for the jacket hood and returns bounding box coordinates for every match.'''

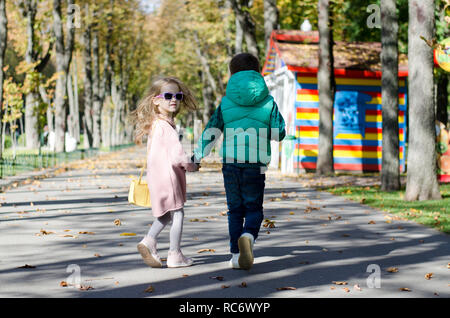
[225,70,269,106]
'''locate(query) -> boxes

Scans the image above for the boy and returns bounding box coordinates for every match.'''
[192,53,285,270]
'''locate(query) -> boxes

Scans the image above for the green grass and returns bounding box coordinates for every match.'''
[323,183,450,234]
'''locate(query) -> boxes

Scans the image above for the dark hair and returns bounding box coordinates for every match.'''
[229,53,260,75]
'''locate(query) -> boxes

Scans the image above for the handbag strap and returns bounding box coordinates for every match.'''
[138,129,151,183]
[138,158,146,183]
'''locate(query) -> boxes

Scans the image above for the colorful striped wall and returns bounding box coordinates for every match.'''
[294,73,407,172]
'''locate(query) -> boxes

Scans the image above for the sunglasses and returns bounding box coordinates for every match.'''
[156,92,184,101]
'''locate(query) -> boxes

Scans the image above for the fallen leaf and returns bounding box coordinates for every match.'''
[342,287,350,293]
[239,282,247,288]
[40,229,54,235]
[210,276,224,281]
[197,248,215,253]
[60,281,68,287]
[425,273,433,280]
[354,284,362,291]
[263,219,276,228]
[276,287,297,291]
[332,281,348,285]
[79,231,95,235]
[94,253,101,257]
[399,287,411,292]
[387,267,399,273]
[189,218,207,222]
[144,285,154,293]
[120,232,136,236]
[114,219,121,226]
[17,264,36,269]
[79,285,94,291]
[368,220,376,224]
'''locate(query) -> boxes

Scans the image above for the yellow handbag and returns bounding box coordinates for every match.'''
[128,159,151,207]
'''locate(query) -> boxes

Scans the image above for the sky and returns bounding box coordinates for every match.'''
[139,0,161,13]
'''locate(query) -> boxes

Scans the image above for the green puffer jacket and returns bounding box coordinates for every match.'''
[220,70,274,165]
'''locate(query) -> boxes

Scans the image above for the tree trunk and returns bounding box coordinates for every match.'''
[53,0,75,152]
[380,0,400,191]
[200,70,215,125]
[405,0,441,201]
[263,0,278,54]
[72,57,80,142]
[67,62,79,142]
[219,0,234,57]
[83,3,93,148]
[230,0,259,57]
[92,22,101,148]
[316,0,335,175]
[22,0,40,149]
[0,0,6,159]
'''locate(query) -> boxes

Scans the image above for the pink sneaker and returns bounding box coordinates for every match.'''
[137,236,162,268]
[167,250,193,268]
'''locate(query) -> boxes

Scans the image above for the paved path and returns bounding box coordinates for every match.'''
[0,146,448,298]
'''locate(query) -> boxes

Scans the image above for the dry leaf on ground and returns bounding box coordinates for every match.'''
[425,273,433,280]
[399,287,412,292]
[332,281,348,285]
[197,248,215,253]
[276,287,297,291]
[17,264,36,269]
[387,267,399,273]
[144,285,154,293]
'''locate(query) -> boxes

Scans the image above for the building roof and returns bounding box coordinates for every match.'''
[263,30,409,77]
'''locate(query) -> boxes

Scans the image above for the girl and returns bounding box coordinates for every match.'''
[131,77,199,268]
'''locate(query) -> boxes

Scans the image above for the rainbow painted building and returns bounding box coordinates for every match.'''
[263,30,408,174]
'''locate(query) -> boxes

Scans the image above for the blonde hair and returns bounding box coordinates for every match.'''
[131,76,197,145]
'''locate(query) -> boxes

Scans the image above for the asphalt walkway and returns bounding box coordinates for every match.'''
[0,146,448,298]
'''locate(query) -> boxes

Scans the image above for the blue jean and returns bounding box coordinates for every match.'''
[222,164,265,254]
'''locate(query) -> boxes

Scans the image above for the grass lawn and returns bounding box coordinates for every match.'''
[323,183,450,234]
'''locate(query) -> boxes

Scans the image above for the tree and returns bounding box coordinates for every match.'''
[82,2,93,148]
[52,0,75,152]
[17,0,40,149]
[380,0,401,191]
[316,0,335,175]
[0,0,7,158]
[405,0,441,201]
[263,0,278,54]
[229,0,259,57]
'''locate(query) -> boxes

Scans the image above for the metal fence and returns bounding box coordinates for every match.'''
[0,144,135,178]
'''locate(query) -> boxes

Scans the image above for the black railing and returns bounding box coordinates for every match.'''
[0,143,135,178]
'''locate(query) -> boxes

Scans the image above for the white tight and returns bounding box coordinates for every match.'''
[147,209,184,252]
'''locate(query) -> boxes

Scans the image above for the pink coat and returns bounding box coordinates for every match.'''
[146,118,197,217]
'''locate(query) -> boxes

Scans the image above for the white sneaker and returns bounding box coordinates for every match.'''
[229,253,240,269]
[238,233,254,270]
